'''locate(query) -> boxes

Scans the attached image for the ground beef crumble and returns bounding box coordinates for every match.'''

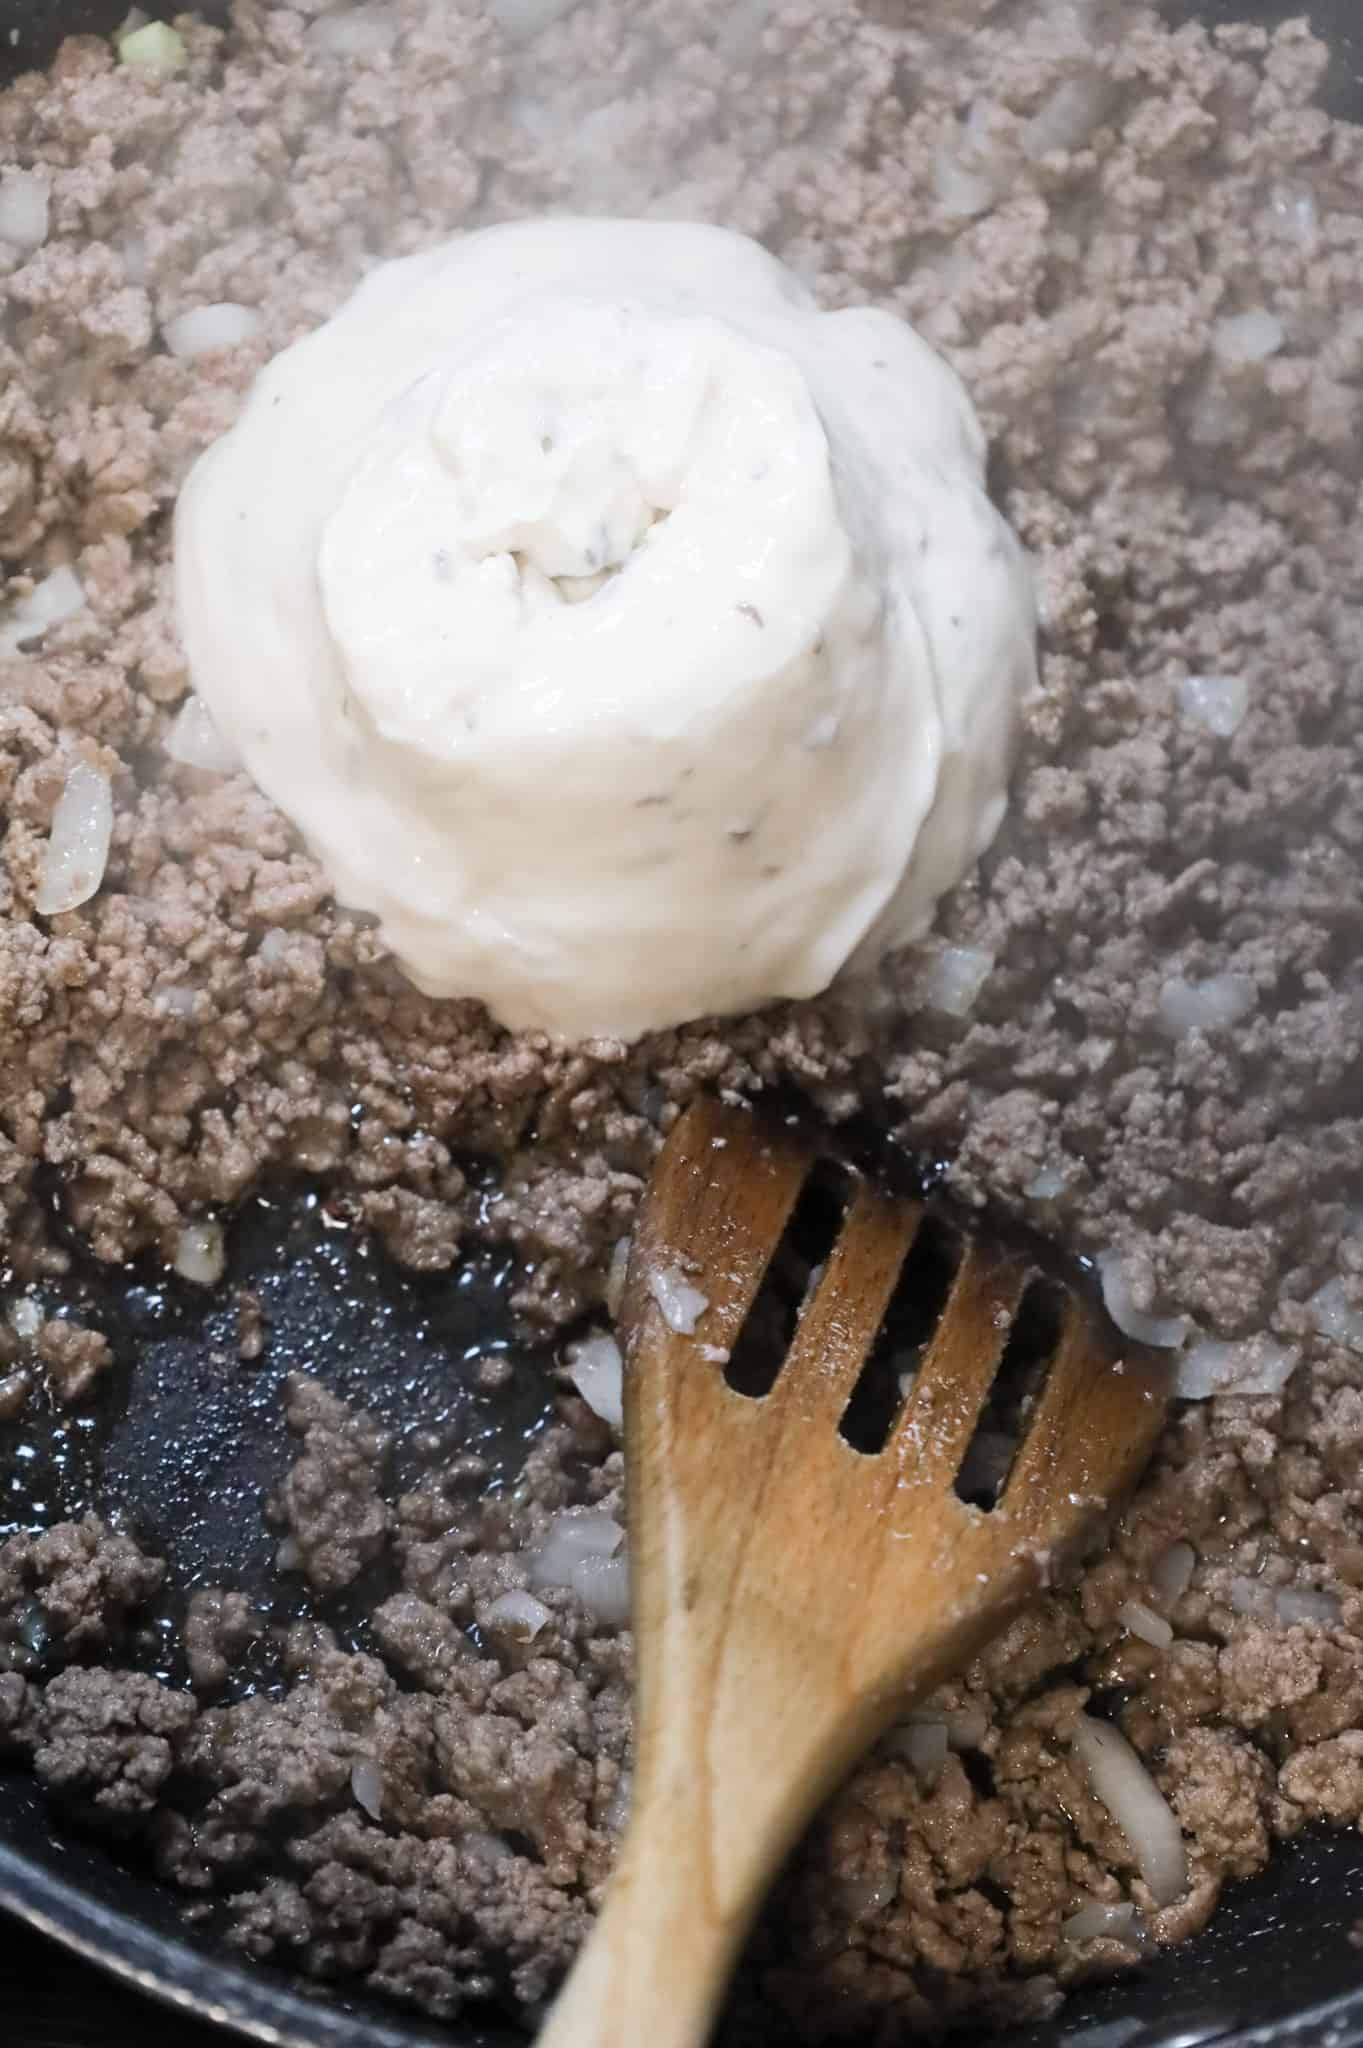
[273,1374,392,1596]
[1,0,1363,2039]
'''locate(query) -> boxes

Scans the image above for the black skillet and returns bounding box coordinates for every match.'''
[2,2,1363,2045]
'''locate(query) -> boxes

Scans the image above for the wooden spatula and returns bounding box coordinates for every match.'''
[539,1096,1170,2048]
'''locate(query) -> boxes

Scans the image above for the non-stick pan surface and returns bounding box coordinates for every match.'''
[2,3,1362,2047]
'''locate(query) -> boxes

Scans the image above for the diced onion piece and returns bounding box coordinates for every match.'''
[1177,672,1249,737]
[462,1828,512,1865]
[174,1219,225,1287]
[1230,1577,1341,1630]
[1118,1599,1173,1650]
[840,1871,897,1918]
[1309,1277,1363,1356]
[309,5,399,56]
[932,151,997,218]
[648,1264,709,1335]
[2,565,87,653]
[566,1332,623,1429]
[1275,1588,1340,1628]
[1156,973,1255,1040]
[36,761,113,916]
[1095,1251,1189,1351]
[166,694,240,772]
[350,1758,384,1819]
[275,1536,302,1572]
[1026,1163,1070,1200]
[164,303,262,358]
[257,927,293,967]
[922,942,994,1019]
[485,1589,551,1640]
[0,169,50,252]
[1174,1334,1296,1399]
[605,1235,631,1319]
[1229,1574,1275,1623]
[1213,309,1285,364]
[118,20,187,68]
[1070,1712,1187,1908]
[1021,76,1109,160]
[120,234,148,283]
[1151,1541,1196,1604]
[487,0,579,39]
[1063,1900,1142,1946]
[568,1550,631,1627]
[946,1707,989,1751]
[1269,186,1318,242]
[890,1718,949,1782]
[7,1298,42,1341]
[527,1509,623,1596]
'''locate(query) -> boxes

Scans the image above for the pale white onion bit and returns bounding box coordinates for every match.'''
[1095,1251,1189,1351]
[1118,1599,1173,1650]
[1070,1712,1187,1908]
[1020,75,1110,160]
[1309,1277,1363,1356]
[173,1219,225,1287]
[0,169,49,252]
[1063,1900,1144,1947]
[36,761,113,917]
[350,1758,385,1821]
[566,1332,623,1430]
[921,941,994,1019]
[308,4,399,57]
[118,20,187,68]
[2,565,87,654]
[1213,308,1285,364]
[486,0,579,39]
[527,1509,629,1624]
[888,1718,949,1783]
[1274,1587,1341,1628]
[166,695,240,773]
[7,1298,42,1341]
[648,1264,709,1335]
[164,302,262,358]
[568,1551,631,1627]
[1174,1335,1296,1400]
[1177,671,1249,737]
[1150,1541,1196,1605]
[1156,972,1255,1041]
[485,1589,552,1641]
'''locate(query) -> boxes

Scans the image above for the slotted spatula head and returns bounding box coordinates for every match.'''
[539,1096,1171,2048]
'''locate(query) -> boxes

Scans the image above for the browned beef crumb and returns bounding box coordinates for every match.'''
[1,0,1363,2039]
[184,1586,260,1693]
[30,1665,198,1816]
[34,1314,113,1405]
[273,1374,392,1595]
[0,1515,164,1667]
[234,1288,267,1363]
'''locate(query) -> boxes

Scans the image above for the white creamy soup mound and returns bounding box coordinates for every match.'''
[175,218,1035,1039]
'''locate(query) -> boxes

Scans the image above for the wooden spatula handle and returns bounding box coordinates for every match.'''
[537,1099,1172,2047]
[536,1810,749,2048]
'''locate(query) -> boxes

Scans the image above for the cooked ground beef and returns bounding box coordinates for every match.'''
[1,0,1362,2039]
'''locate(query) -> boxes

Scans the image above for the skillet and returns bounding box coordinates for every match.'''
[1,3,1362,2045]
